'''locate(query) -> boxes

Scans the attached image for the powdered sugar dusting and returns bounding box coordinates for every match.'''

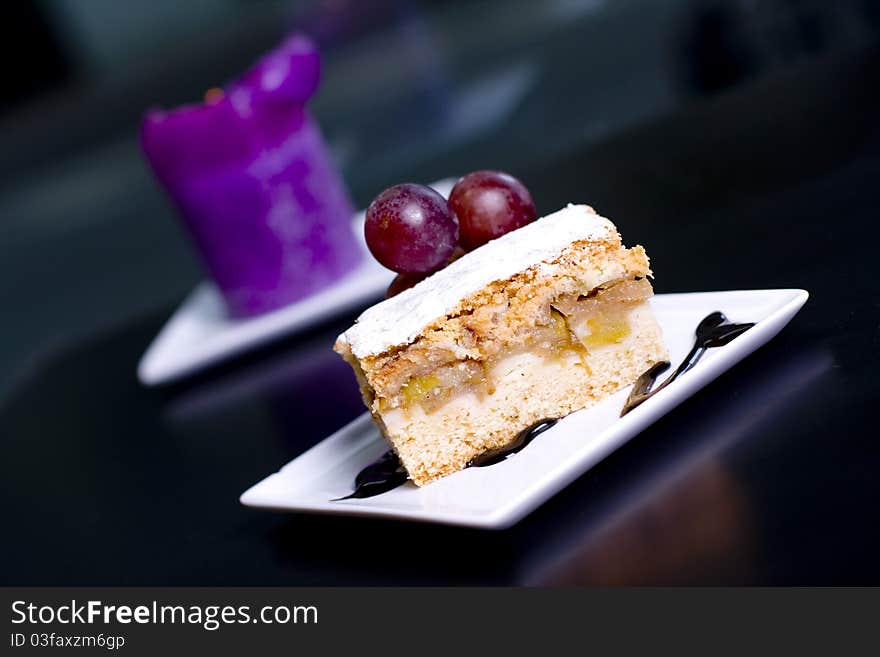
[341,204,615,358]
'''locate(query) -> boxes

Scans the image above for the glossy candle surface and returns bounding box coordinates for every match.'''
[141,34,359,318]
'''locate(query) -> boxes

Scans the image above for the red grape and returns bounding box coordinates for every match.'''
[365,183,459,274]
[448,170,536,251]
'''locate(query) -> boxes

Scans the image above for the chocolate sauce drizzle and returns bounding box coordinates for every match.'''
[334,311,754,501]
[331,449,408,500]
[467,419,559,467]
[620,311,754,416]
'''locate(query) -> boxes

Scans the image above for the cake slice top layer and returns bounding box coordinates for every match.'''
[340,204,617,359]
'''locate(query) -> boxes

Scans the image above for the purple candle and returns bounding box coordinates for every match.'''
[141,34,360,318]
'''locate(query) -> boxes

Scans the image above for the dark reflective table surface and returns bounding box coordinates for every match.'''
[2,4,880,585]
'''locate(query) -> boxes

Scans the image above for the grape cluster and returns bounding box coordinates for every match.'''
[364,171,536,297]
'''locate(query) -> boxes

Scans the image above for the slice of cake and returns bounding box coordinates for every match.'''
[334,203,667,486]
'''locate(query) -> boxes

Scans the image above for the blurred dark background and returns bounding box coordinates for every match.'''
[1,0,878,402]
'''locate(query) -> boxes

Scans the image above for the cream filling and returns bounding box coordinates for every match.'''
[381,350,572,438]
[380,279,653,415]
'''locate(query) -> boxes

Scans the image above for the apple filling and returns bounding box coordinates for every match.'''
[383,278,653,414]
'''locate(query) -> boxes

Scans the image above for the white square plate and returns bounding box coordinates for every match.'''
[137,179,457,386]
[240,288,808,528]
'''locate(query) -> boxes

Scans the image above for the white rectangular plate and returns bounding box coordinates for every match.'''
[241,288,808,528]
